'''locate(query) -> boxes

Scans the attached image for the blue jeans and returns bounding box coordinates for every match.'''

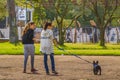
[24,44,35,70]
[44,53,55,73]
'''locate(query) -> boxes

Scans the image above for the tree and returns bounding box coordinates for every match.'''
[53,0,70,45]
[83,0,120,46]
[32,0,82,45]
[7,0,18,44]
[0,0,7,19]
[32,0,45,27]
[43,0,82,45]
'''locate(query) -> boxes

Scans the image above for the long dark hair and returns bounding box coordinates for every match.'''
[44,22,52,30]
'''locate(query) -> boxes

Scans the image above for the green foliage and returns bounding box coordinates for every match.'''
[0,0,119,27]
[0,0,33,19]
[0,0,7,19]
[33,6,46,27]
[111,6,120,26]
[82,0,120,46]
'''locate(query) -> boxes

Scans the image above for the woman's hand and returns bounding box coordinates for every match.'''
[33,38,36,41]
[33,38,40,42]
[53,39,58,47]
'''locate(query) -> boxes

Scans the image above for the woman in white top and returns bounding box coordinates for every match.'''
[40,22,58,75]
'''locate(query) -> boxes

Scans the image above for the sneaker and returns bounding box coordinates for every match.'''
[23,70,26,73]
[31,68,38,72]
[46,72,50,75]
[52,71,58,74]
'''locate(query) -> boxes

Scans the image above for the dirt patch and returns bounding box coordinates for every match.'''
[0,55,120,80]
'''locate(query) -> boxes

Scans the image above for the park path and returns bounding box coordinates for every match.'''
[0,55,120,80]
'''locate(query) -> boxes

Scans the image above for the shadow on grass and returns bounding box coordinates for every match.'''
[102,46,107,49]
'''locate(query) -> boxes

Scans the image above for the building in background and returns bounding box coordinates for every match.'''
[0,6,33,40]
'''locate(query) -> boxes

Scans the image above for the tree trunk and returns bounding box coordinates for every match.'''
[7,0,18,44]
[56,17,65,45]
[58,22,64,45]
[116,27,119,44]
[100,27,105,46]
[74,28,77,43]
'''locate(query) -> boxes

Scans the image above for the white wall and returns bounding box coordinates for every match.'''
[0,27,23,40]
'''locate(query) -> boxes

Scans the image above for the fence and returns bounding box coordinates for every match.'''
[53,27,120,44]
[0,27,120,44]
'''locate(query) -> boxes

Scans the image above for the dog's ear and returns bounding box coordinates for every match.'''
[96,61,99,64]
[93,61,95,64]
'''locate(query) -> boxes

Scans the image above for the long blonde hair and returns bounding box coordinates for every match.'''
[22,22,35,36]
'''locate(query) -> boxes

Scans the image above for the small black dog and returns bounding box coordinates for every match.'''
[93,61,101,75]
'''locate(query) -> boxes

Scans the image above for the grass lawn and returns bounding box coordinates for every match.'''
[0,42,120,55]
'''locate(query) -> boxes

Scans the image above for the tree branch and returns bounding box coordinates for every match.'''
[67,15,81,28]
[104,0,118,28]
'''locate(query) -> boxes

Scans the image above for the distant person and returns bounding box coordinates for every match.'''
[66,28,72,42]
[90,20,98,43]
[40,22,58,75]
[22,22,38,73]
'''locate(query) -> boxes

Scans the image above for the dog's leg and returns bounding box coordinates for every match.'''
[99,67,101,75]
[93,68,97,75]
[98,66,101,75]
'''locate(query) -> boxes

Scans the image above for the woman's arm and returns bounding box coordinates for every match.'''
[53,38,58,47]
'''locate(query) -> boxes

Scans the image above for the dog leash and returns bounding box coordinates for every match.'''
[57,47,92,64]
